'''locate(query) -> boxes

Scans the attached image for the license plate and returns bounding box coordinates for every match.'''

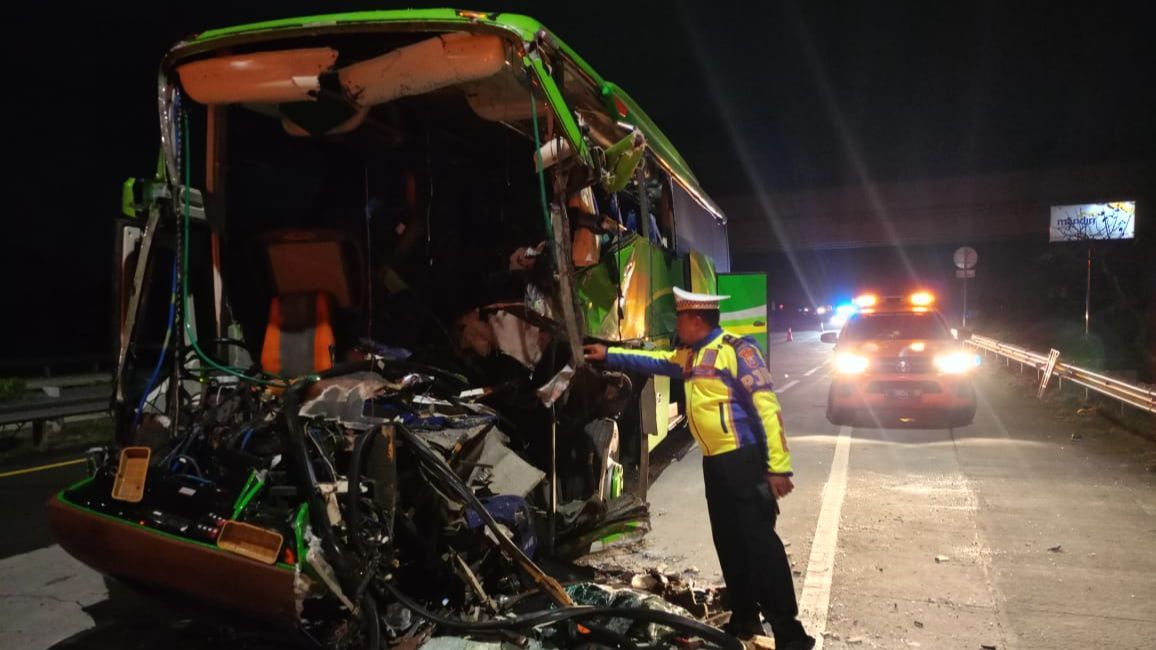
[888,388,920,400]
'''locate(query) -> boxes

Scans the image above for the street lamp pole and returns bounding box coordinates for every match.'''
[1084,247,1091,340]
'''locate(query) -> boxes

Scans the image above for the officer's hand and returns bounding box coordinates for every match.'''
[767,475,794,499]
[509,241,546,271]
[583,344,608,362]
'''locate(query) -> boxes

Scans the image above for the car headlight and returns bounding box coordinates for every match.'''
[834,353,869,374]
[934,352,979,374]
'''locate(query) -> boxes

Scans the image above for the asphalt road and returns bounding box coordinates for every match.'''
[3,331,1154,649]
[627,330,1156,650]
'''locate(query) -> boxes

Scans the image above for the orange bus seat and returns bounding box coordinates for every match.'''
[261,292,335,377]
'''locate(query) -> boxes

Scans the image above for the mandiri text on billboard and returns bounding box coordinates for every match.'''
[1049,201,1136,242]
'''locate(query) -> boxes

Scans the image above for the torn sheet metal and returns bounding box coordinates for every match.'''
[303,530,355,611]
[536,365,574,407]
[488,309,544,369]
[577,235,677,342]
[565,582,695,642]
[469,429,545,498]
[601,131,647,193]
[688,251,718,295]
[585,419,620,501]
[422,637,546,650]
[618,236,654,341]
[298,373,391,429]
[411,419,493,455]
[317,481,348,526]
[577,259,621,340]
[339,33,505,107]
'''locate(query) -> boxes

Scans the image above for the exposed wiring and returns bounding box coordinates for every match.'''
[132,259,178,431]
[156,429,192,469]
[529,83,554,245]
[383,582,740,649]
[171,454,203,476]
[306,427,340,481]
[345,427,380,554]
[395,423,571,607]
[281,387,356,597]
[231,470,266,519]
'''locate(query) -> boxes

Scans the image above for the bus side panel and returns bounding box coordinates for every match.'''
[719,273,769,354]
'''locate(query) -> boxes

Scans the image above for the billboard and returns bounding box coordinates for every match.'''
[1049,201,1136,242]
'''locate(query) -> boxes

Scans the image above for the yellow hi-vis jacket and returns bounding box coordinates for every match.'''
[605,328,793,475]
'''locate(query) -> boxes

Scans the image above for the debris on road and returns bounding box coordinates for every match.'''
[591,566,728,620]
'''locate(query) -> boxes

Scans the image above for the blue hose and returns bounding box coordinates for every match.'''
[132,259,178,431]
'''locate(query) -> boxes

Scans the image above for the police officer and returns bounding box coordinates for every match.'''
[584,287,814,650]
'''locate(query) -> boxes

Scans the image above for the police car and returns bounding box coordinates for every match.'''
[821,292,978,427]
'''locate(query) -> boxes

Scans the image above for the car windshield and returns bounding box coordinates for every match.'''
[842,312,951,341]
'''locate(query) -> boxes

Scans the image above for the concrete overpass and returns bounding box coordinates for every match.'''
[717,163,1155,380]
[722,163,1153,253]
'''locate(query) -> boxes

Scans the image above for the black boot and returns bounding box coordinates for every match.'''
[721,614,766,640]
[776,634,817,650]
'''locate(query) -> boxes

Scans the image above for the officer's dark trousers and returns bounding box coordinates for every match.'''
[703,445,806,645]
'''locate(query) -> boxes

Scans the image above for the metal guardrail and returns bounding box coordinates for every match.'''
[966,335,1156,414]
[1,380,110,424]
[0,355,112,378]
[0,394,110,427]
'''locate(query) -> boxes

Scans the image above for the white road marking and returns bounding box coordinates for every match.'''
[778,380,800,393]
[0,544,107,649]
[798,425,853,647]
[803,363,825,377]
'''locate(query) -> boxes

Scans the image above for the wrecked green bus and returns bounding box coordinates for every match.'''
[52,9,746,648]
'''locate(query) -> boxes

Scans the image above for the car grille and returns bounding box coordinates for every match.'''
[865,380,942,394]
[872,356,934,374]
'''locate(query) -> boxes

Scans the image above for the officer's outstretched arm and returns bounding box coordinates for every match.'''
[604,346,687,378]
[733,340,794,476]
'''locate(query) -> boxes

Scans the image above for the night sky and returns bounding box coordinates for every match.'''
[4,2,1154,363]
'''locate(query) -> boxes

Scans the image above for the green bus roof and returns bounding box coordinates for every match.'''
[173,8,723,222]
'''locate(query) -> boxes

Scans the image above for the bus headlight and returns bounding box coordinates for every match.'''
[834,353,869,374]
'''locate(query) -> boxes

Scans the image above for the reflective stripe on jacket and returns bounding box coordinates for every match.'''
[605,328,793,475]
